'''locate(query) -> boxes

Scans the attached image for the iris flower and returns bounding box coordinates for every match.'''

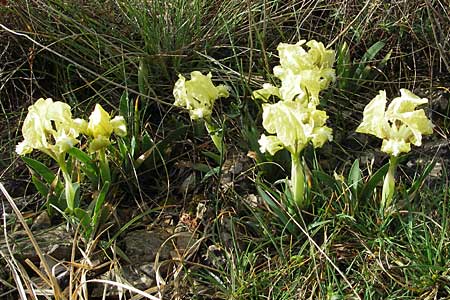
[16,98,84,160]
[87,104,127,153]
[356,89,434,216]
[173,71,229,121]
[356,89,434,157]
[173,71,229,154]
[259,100,332,208]
[16,98,88,212]
[259,101,332,156]
[253,40,335,106]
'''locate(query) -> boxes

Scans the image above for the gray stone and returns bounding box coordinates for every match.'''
[122,229,171,263]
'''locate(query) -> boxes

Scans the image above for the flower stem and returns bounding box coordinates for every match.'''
[381,156,398,217]
[98,148,111,185]
[291,153,306,209]
[59,160,75,212]
[204,120,225,156]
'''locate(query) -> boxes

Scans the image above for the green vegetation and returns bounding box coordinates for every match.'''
[1,0,449,299]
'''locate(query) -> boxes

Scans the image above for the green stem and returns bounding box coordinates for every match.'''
[204,120,225,156]
[59,159,75,213]
[381,156,398,217]
[291,153,306,209]
[98,148,111,186]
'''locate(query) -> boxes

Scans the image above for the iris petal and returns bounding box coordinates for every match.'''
[356,89,434,156]
[173,71,229,120]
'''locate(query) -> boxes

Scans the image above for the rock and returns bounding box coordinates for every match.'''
[122,229,171,263]
[220,151,253,192]
[31,211,51,230]
[11,224,73,263]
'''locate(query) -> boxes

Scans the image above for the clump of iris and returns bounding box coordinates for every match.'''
[16,98,86,212]
[356,89,434,216]
[253,40,335,209]
[173,71,229,154]
[16,99,127,213]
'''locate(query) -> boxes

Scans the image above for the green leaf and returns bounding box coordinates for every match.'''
[354,41,385,80]
[407,159,437,196]
[348,159,362,197]
[119,90,130,119]
[73,182,81,209]
[67,147,95,168]
[202,150,221,164]
[257,185,286,221]
[104,207,163,249]
[257,184,295,234]
[141,131,153,152]
[337,41,351,89]
[312,170,341,194]
[67,148,98,185]
[22,156,57,185]
[192,163,212,173]
[360,162,389,202]
[116,137,125,159]
[130,136,137,158]
[74,208,92,236]
[201,166,220,182]
[138,57,149,95]
[379,49,392,69]
[31,175,49,198]
[90,181,111,231]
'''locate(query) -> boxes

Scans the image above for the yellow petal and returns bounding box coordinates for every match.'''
[52,129,79,154]
[311,126,333,148]
[305,40,336,71]
[276,71,308,102]
[277,41,308,73]
[254,40,336,105]
[357,89,434,156]
[16,140,33,156]
[258,134,284,155]
[261,101,332,155]
[173,74,188,107]
[111,116,127,137]
[381,139,411,157]
[88,104,113,138]
[173,71,229,120]
[17,98,79,157]
[252,83,281,102]
[88,136,111,153]
[386,89,433,146]
[73,118,88,135]
[356,90,389,139]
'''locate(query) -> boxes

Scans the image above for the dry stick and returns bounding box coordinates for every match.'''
[0,24,170,107]
[0,182,64,300]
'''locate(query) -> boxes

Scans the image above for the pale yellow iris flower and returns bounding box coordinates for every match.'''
[16,98,84,159]
[356,89,434,156]
[86,104,127,152]
[173,71,229,120]
[258,100,333,156]
[253,40,335,106]
[258,100,333,209]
